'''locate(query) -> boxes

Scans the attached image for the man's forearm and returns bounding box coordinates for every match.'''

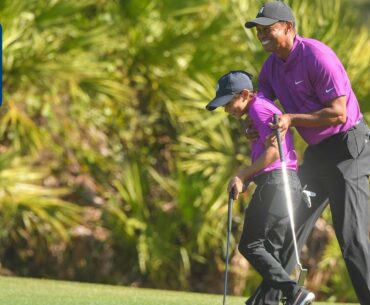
[288,96,347,128]
[288,110,346,127]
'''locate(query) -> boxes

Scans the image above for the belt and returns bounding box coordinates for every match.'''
[351,117,364,129]
[253,169,297,186]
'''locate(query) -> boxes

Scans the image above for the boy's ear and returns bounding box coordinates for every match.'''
[241,89,255,99]
[286,21,294,33]
[241,89,250,98]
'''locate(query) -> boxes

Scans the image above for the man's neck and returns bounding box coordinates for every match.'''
[275,34,295,61]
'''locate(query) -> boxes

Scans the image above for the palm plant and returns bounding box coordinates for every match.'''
[0,0,124,278]
[0,0,368,301]
[316,237,357,302]
[0,150,82,275]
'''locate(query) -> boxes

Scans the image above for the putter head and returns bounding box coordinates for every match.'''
[298,268,308,286]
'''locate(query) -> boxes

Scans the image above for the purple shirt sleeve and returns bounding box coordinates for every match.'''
[307,52,347,104]
[248,97,298,175]
[249,102,274,142]
[258,60,276,101]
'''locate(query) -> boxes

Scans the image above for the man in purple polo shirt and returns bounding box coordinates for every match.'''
[244,1,370,305]
[206,71,314,305]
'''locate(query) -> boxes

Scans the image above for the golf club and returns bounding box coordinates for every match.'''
[223,189,234,305]
[273,114,308,286]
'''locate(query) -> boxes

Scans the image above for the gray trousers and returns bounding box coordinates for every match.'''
[239,169,302,299]
[246,119,370,305]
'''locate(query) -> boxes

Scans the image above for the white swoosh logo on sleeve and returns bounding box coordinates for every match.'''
[326,87,334,93]
[294,80,304,85]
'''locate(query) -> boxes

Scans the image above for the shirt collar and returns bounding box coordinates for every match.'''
[274,34,302,65]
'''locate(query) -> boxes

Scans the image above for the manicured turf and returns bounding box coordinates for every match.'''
[0,276,357,305]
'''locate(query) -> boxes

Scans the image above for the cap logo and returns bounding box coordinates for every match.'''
[216,83,220,92]
[259,6,265,15]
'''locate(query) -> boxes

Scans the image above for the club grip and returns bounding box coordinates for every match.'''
[273,114,284,162]
[228,188,234,200]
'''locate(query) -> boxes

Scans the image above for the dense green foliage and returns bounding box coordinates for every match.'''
[0,0,369,302]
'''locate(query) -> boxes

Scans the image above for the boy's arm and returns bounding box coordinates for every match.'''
[228,141,279,199]
[228,102,281,200]
[236,144,279,180]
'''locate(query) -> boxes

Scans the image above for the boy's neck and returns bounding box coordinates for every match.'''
[245,94,256,111]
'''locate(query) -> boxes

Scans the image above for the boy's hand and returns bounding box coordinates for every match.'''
[264,132,278,148]
[227,176,248,200]
[241,116,259,141]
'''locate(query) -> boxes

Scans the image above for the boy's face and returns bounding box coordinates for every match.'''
[223,92,249,119]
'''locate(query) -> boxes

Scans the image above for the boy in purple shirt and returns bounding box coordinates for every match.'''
[206,71,314,305]
[244,1,370,305]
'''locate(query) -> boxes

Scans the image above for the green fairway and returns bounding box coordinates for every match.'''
[0,276,357,305]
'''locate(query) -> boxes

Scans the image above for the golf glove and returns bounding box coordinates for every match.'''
[302,185,316,208]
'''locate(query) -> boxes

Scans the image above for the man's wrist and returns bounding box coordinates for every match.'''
[287,113,294,127]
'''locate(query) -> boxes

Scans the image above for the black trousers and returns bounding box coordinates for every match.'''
[238,169,302,299]
[246,119,370,305]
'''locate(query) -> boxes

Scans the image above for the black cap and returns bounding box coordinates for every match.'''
[245,1,295,28]
[206,71,253,111]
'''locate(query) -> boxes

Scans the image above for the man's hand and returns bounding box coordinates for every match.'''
[269,113,292,134]
[241,116,259,141]
[268,113,292,143]
[227,176,249,200]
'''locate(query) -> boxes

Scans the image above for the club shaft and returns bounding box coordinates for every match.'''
[273,114,302,269]
[223,191,233,305]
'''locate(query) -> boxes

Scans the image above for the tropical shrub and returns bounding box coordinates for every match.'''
[0,0,369,302]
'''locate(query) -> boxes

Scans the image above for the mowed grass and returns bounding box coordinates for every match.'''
[0,276,357,305]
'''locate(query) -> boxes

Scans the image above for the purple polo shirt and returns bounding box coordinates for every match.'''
[249,95,298,177]
[258,35,362,145]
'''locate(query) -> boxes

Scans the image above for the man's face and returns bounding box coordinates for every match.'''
[224,94,247,119]
[256,22,289,53]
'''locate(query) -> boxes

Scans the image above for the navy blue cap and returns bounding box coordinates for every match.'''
[245,1,295,28]
[206,71,253,111]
